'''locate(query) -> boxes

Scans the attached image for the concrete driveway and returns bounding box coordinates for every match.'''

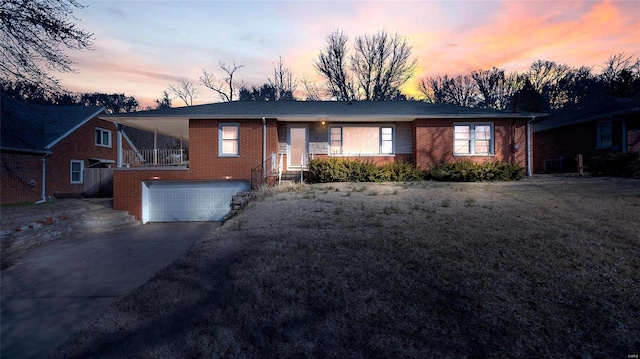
[1,222,218,359]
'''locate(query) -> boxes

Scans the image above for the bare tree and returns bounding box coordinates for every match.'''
[419,74,479,107]
[154,90,172,109]
[168,77,198,106]
[418,76,442,103]
[200,60,245,102]
[525,60,576,110]
[314,29,417,101]
[600,53,640,85]
[471,68,521,110]
[79,93,140,114]
[268,57,297,101]
[300,75,323,101]
[0,0,94,92]
[314,30,354,101]
[600,53,640,97]
[350,30,417,100]
[527,60,572,93]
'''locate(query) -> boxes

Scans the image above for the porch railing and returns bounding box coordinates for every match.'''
[251,152,280,189]
[122,149,188,167]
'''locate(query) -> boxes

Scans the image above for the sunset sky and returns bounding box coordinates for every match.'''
[61,0,639,108]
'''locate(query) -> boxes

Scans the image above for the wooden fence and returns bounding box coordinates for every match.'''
[83,168,114,197]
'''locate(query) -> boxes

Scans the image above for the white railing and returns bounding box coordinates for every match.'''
[122,149,188,167]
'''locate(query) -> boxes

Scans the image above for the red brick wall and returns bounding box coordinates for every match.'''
[113,118,278,219]
[413,118,528,170]
[532,120,630,173]
[113,169,192,219]
[47,117,122,197]
[113,117,532,219]
[1,116,132,204]
[1,151,43,204]
[188,119,278,179]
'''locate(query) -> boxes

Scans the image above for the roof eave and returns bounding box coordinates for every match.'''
[46,107,108,149]
[534,107,639,133]
[1,146,52,155]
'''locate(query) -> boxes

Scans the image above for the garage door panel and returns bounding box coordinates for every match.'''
[146,181,249,222]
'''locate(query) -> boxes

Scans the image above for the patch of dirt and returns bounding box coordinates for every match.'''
[49,176,640,358]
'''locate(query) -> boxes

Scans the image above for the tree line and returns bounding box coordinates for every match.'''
[2,1,638,116]
[419,54,640,114]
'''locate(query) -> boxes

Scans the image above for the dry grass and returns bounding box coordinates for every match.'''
[49,176,640,358]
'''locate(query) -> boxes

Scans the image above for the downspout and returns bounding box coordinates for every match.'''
[117,124,123,167]
[526,116,537,177]
[35,154,49,204]
[262,117,267,179]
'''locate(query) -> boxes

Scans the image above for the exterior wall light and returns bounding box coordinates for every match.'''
[152,176,160,180]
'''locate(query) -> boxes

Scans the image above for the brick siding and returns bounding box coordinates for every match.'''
[46,117,121,197]
[1,116,133,204]
[413,118,528,170]
[113,117,530,219]
[113,118,278,219]
[533,119,632,173]
[1,151,43,204]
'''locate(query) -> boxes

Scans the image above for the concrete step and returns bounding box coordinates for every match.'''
[79,208,132,221]
[72,218,141,235]
[71,208,140,234]
[279,171,308,182]
[1,198,140,253]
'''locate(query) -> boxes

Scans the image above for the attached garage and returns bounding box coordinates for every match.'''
[142,181,250,223]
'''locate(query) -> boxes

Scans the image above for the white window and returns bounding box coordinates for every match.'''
[95,128,111,147]
[597,121,612,149]
[329,126,394,155]
[454,124,494,155]
[219,123,240,156]
[70,160,83,184]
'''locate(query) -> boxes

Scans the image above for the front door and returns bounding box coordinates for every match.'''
[287,126,308,170]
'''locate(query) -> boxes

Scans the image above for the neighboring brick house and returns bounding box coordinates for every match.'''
[533,97,640,173]
[103,101,543,223]
[1,96,135,205]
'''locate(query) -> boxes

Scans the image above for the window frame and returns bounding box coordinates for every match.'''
[328,125,395,156]
[218,123,240,157]
[596,121,612,149]
[94,127,112,148]
[70,160,84,184]
[453,123,495,156]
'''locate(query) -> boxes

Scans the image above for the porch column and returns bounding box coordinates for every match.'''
[117,124,123,168]
[153,129,158,165]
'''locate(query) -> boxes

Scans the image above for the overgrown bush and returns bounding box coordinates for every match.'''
[588,152,640,178]
[424,161,525,182]
[307,158,422,183]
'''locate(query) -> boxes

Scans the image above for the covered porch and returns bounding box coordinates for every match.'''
[122,148,188,167]
[107,114,190,169]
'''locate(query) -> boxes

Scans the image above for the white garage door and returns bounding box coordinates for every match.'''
[144,181,250,223]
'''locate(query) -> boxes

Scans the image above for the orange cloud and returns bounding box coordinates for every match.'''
[411,0,638,85]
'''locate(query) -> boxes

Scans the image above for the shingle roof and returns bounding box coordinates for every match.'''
[534,97,640,133]
[111,100,543,119]
[1,96,105,152]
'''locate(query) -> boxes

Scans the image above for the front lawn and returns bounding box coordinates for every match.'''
[50,177,640,358]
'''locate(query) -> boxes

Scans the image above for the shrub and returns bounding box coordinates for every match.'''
[307,158,422,183]
[588,152,640,178]
[424,161,525,182]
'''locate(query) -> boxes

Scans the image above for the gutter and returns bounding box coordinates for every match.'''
[0,146,51,156]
